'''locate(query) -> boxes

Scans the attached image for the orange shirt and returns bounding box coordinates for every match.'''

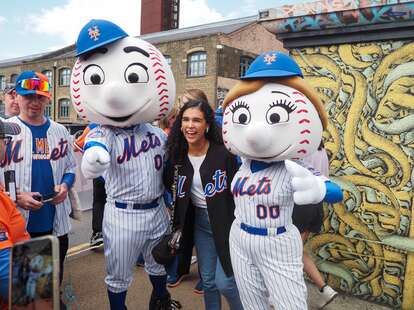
[0,192,30,250]
[73,124,97,152]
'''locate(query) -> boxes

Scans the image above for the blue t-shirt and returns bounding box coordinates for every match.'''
[22,118,56,233]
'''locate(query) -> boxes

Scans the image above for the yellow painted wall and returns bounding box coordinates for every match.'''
[291,40,414,309]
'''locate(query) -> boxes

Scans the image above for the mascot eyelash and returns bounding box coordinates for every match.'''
[270,100,297,113]
[230,100,249,113]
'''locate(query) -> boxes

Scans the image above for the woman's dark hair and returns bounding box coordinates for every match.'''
[167,99,222,164]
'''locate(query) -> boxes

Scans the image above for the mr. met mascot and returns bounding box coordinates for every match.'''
[71,20,181,310]
[221,52,342,309]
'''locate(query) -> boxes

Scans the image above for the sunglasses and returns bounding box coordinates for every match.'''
[19,78,50,92]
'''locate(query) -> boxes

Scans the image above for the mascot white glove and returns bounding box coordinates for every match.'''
[285,160,326,205]
[81,146,111,179]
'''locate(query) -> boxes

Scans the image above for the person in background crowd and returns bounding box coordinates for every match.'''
[159,105,179,136]
[214,105,223,127]
[0,119,29,308]
[73,124,105,247]
[178,89,208,109]
[2,83,20,118]
[165,99,243,310]
[4,71,76,294]
[292,141,338,309]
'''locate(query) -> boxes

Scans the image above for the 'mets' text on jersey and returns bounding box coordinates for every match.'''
[231,160,294,228]
[86,124,167,204]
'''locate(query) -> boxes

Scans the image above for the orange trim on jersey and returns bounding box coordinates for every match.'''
[73,126,91,152]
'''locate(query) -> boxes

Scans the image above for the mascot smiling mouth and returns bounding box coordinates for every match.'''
[248,144,293,160]
[107,114,133,122]
[88,98,152,123]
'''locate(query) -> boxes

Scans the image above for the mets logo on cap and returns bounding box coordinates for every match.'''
[241,51,303,80]
[76,19,128,56]
[88,25,101,41]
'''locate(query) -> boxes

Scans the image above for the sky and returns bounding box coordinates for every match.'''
[0,0,313,61]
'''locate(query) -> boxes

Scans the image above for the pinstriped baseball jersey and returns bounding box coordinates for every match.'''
[232,159,294,228]
[85,123,167,203]
[230,158,308,309]
[0,116,76,236]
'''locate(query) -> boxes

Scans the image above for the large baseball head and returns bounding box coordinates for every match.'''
[71,19,175,127]
[222,52,328,162]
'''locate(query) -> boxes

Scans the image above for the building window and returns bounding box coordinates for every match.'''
[59,68,71,86]
[239,56,254,78]
[187,52,207,77]
[42,70,53,83]
[164,55,172,67]
[10,74,18,84]
[44,103,52,117]
[0,76,5,91]
[0,100,4,117]
[58,98,70,118]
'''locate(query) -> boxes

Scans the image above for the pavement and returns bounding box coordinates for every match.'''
[63,210,392,310]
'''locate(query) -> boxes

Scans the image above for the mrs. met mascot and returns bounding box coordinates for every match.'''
[221,52,342,309]
[70,20,181,310]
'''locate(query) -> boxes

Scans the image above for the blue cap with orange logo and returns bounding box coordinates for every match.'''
[241,51,303,80]
[76,19,128,56]
[15,71,51,98]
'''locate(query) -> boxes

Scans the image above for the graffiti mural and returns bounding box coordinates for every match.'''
[269,0,414,19]
[290,40,414,309]
[266,1,414,33]
[216,87,229,107]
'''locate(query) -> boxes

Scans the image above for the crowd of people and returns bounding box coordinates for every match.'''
[0,77,338,310]
[0,19,343,310]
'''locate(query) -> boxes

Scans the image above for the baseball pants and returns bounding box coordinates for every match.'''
[229,221,307,310]
[103,199,169,293]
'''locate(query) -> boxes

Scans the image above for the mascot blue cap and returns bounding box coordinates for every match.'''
[241,51,303,80]
[76,19,128,56]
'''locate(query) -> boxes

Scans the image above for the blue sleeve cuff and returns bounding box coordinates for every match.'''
[163,191,173,210]
[84,141,108,152]
[61,173,75,189]
[324,180,343,203]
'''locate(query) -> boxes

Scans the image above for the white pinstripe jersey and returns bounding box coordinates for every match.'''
[0,116,76,236]
[85,123,167,204]
[231,159,294,228]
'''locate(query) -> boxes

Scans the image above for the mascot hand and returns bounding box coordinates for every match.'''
[81,146,110,179]
[285,160,326,205]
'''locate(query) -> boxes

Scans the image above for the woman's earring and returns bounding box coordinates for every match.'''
[206,127,209,133]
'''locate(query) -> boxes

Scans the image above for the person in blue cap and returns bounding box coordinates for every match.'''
[71,19,180,310]
[219,51,343,310]
[4,71,77,310]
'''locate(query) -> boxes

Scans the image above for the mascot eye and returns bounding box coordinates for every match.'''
[124,63,149,83]
[266,100,296,124]
[83,64,105,85]
[230,101,251,125]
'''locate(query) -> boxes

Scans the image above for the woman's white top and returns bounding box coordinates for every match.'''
[188,154,207,208]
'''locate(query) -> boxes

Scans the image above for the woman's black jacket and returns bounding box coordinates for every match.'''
[164,142,238,277]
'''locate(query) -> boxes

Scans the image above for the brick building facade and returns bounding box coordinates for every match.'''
[0,16,282,128]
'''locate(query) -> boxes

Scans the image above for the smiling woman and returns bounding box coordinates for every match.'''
[165,99,244,310]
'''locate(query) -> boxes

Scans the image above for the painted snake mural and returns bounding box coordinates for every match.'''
[290,40,414,308]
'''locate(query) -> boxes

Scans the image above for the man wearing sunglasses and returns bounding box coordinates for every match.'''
[2,71,76,296]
